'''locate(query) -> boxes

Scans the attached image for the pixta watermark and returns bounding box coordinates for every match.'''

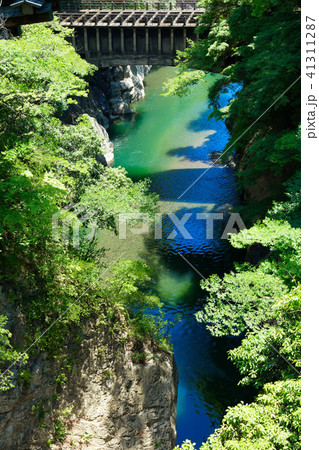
[52,203,98,248]
[52,208,246,247]
[118,212,246,240]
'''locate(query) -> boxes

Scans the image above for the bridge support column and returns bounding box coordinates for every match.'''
[145,28,149,54]
[83,28,89,58]
[108,28,112,55]
[96,28,100,57]
[158,28,161,55]
[133,28,137,54]
[170,28,174,54]
[183,28,187,50]
[120,28,125,54]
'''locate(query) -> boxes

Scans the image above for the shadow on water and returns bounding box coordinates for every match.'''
[104,67,256,446]
[166,109,231,163]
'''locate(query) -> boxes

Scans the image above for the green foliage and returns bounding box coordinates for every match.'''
[162,70,206,97]
[31,400,47,422]
[52,406,74,442]
[0,315,28,391]
[80,167,158,230]
[230,218,301,287]
[107,259,162,310]
[0,20,93,121]
[79,432,92,444]
[131,312,172,353]
[197,268,287,336]
[267,171,301,228]
[230,286,301,388]
[55,373,68,386]
[0,21,166,391]
[105,260,171,351]
[102,369,115,379]
[132,351,147,364]
[18,368,33,387]
[175,379,300,450]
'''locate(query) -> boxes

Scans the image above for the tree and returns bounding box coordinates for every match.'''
[0,315,27,391]
[196,268,288,336]
[230,286,301,388]
[175,379,301,450]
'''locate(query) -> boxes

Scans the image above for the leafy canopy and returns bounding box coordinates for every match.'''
[0,21,165,391]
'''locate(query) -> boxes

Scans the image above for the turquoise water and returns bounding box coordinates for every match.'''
[104,67,253,446]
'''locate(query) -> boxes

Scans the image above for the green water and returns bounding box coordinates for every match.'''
[101,67,254,446]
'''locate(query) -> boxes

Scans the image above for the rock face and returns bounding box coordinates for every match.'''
[210,151,237,168]
[64,65,151,125]
[108,65,151,116]
[87,115,114,166]
[0,323,178,449]
[61,65,151,167]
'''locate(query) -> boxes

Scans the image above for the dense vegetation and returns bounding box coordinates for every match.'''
[0,22,168,392]
[0,0,301,446]
[170,0,301,448]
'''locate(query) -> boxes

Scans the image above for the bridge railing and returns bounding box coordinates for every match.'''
[59,0,200,11]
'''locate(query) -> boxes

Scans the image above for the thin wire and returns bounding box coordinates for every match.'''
[177,75,301,200]
[178,251,300,376]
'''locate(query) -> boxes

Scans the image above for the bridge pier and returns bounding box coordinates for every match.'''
[183,28,187,50]
[145,28,149,54]
[158,28,162,55]
[133,28,137,55]
[96,28,101,58]
[70,25,199,66]
[84,28,89,58]
[120,28,125,54]
[108,28,113,56]
[170,28,174,54]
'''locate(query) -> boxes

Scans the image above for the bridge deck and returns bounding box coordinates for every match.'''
[54,1,204,67]
[57,8,204,27]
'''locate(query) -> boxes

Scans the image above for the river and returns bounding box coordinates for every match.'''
[101,67,253,447]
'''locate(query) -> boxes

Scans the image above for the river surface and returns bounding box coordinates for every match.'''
[102,67,253,446]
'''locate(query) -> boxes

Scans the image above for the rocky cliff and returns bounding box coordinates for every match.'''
[62,65,151,167]
[107,65,152,116]
[0,320,178,449]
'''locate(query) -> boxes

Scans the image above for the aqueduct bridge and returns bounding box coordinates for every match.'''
[56,1,204,66]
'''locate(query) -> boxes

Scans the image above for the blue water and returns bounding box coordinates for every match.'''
[106,67,253,446]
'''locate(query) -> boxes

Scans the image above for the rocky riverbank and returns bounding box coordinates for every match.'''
[62,65,151,167]
[0,325,178,449]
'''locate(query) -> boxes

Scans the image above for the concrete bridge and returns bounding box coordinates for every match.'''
[56,1,204,66]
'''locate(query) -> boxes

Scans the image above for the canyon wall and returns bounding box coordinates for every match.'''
[0,317,178,449]
[62,65,151,167]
